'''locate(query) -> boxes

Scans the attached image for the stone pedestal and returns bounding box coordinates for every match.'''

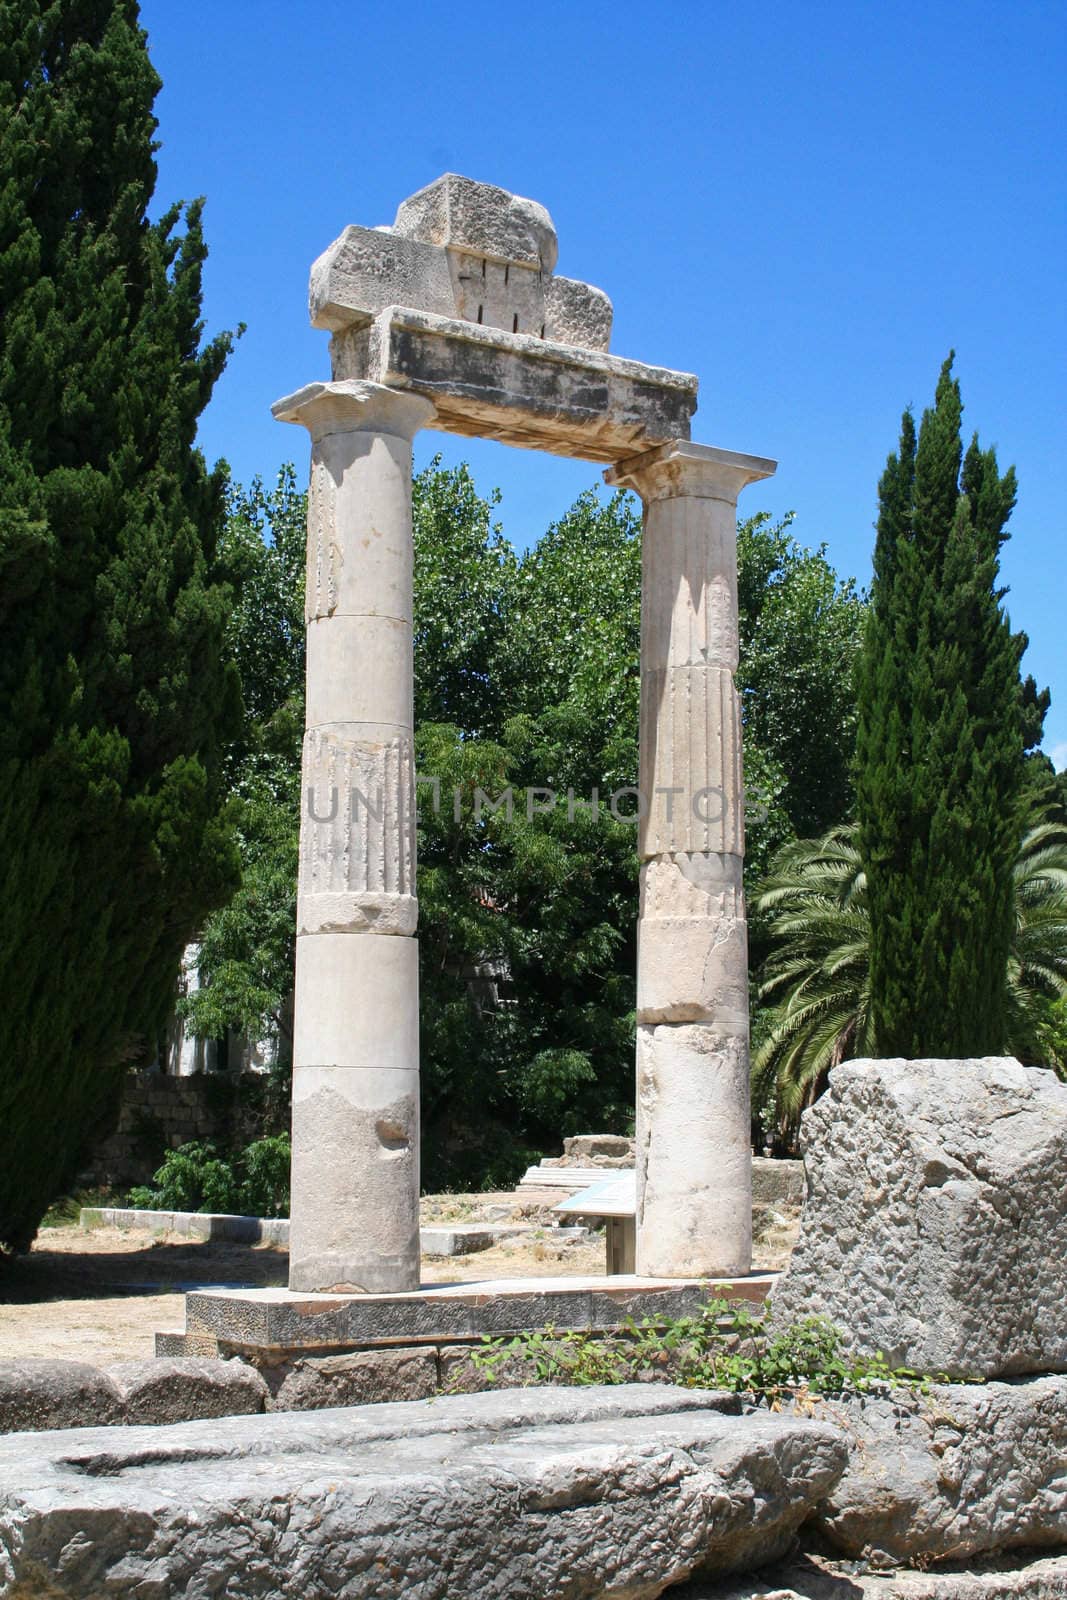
[274,379,435,1294]
[607,443,775,1279]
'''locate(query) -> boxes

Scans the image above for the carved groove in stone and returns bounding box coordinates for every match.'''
[299,729,414,900]
[306,461,341,622]
[639,666,744,858]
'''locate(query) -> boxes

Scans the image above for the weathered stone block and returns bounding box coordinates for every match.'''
[304,614,412,725]
[0,1386,847,1598]
[392,174,559,271]
[770,1057,1067,1379]
[107,1358,268,1425]
[637,857,749,1027]
[272,1347,438,1410]
[807,1375,1067,1565]
[544,273,613,349]
[309,224,454,332]
[0,1361,123,1435]
[418,1223,525,1257]
[750,1158,803,1207]
[639,666,745,856]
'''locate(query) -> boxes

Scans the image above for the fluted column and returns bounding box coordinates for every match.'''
[606,441,775,1279]
[274,379,436,1293]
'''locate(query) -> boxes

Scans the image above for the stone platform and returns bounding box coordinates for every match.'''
[158,1272,775,1367]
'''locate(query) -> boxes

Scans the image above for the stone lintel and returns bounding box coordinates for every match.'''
[272,378,436,443]
[178,1274,775,1355]
[328,306,698,464]
[606,439,777,502]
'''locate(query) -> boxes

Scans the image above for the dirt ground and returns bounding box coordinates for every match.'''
[0,1192,799,1366]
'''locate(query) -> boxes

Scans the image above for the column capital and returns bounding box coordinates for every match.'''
[272,379,436,443]
[605,440,776,505]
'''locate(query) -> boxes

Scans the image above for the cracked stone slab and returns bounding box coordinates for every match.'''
[328,305,697,462]
[770,1057,1067,1379]
[0,1385,847,1599]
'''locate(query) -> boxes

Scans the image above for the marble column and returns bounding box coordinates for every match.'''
[273,379,435,1294]
[606,441,775,1279]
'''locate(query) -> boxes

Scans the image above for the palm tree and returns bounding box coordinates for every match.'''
[753,811,1067,1146]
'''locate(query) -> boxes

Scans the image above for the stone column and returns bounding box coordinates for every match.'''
[273,378,435,1294]
[606,441,775,1279]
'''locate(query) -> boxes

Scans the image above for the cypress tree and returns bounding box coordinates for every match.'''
[856,356,1030,1057]
[0,0,241,1249]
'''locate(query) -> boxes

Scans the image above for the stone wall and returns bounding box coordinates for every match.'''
[78,1072,281,1191]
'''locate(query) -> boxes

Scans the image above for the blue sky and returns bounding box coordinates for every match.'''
[142,0,1066,765]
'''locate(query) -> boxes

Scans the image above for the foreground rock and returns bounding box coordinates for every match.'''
[0,1385,846,1599]
[804,1375,1067,1564]
[771,1056,1067,1379]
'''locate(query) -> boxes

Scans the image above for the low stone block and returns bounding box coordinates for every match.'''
[561,1132,635,1162]
[806,1375,1067,1565]
[107,1358,268,1425]
[0,1361,123,1435]
[770,1057,1067,1379]
[750,1157,803,1207]
[418,1223,525,1257]
[272,1347,437,1411]
[0,1385,847,1598]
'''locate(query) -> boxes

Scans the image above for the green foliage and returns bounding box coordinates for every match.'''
[0,0,241,1249]
[466,1299,913,1404]
[40,1188,115,1229]
[177,469,306,1057]
[753,809,1067,1143]
[738,512,867,839]
[856,357,1041,1057]
[128,1134,291,1217]
[752,826,873,1140]
[230,1133,291,1218]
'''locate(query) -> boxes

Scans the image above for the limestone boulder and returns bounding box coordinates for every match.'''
[0,1385,847,1599]
[771,1056,1067,1379]
[806,1375,1067,1564]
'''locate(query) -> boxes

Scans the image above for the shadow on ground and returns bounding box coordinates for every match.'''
[0,1235,289,1304]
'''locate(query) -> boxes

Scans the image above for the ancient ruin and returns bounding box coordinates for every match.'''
[273,173,775,1295]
